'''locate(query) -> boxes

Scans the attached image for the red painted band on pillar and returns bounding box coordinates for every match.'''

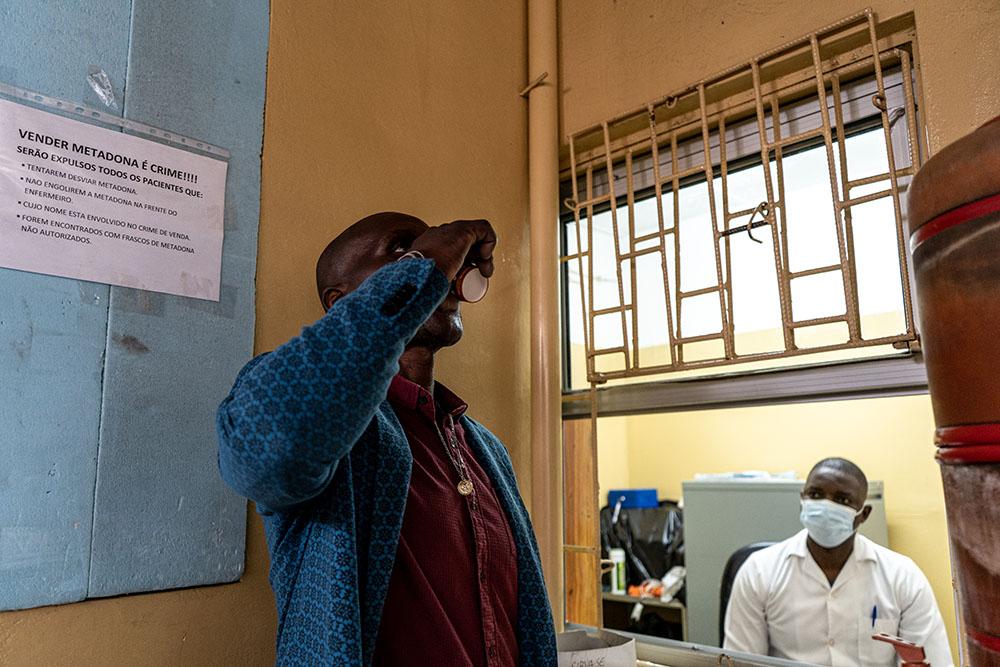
[935,423,1000,447]
[937,445,1000,464]
[967,626,1000,653]
[910,191,1000,252]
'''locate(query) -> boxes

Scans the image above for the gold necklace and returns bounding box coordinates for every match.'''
[435,413,475,499]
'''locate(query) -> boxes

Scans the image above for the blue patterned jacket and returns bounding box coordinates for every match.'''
[216,258,557,666]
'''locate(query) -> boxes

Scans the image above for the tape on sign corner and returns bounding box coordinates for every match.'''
[86,66,119,111]
[113,288,168,318]
[179,283,240,320]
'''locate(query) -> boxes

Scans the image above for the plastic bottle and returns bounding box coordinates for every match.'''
[609,548,626,595]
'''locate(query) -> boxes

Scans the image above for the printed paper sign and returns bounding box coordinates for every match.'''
[0,97,228,301]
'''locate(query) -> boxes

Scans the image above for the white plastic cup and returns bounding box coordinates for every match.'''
[454,266,488,303]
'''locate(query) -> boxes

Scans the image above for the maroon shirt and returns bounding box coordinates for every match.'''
[372,375,519,666]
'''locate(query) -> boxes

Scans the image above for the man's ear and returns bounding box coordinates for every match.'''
[855,504,873,528]
[322,287,344,312]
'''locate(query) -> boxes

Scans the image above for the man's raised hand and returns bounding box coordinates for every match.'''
[409,219,496,281]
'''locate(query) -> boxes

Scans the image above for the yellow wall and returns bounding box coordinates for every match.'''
[597,395,955,654]
[597,416,632,504]
[559,0,1000,149]
[258,0,532,485]
[255,0,531,656]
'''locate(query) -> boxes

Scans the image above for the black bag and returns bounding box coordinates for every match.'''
[600,499,684,595]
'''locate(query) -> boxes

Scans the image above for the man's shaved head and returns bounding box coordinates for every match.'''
[315,211,428,306]
[804,457,869,509]
[313,211,464,351]
[808,457,867,490]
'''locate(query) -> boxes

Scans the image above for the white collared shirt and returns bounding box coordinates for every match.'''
[724,530,953,666]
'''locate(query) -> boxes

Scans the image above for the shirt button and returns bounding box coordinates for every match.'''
[828,639,835,647]
[488,646,497,658]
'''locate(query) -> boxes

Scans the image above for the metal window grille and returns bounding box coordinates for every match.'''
[561,10,923,387]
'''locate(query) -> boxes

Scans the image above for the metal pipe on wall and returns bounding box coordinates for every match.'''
[527,0,564,629]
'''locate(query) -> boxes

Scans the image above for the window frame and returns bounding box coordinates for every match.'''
[559,63,928,413]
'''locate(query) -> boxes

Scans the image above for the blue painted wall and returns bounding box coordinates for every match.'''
[0,1,268,609]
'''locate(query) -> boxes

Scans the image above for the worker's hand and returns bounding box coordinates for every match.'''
[409,219,496,281]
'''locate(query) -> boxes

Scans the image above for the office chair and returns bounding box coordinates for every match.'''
[718,541,775,645]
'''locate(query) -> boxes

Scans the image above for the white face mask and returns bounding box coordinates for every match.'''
[800,499,862,548]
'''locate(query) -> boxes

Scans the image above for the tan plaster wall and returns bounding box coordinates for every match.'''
[559,0,1000,153]
[256,0,532,484]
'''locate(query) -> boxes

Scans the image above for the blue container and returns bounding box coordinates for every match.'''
[607,488,658,509]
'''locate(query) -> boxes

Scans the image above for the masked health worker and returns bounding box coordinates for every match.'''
[723,457,953,667]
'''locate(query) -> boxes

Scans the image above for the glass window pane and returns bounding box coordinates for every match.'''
[782,147,841,274]
[790,271,847,322]
[560,121,914,388]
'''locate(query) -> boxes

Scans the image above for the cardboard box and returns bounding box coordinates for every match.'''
[556,629,637,667]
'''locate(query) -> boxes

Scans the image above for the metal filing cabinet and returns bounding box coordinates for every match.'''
[682,478,889,647]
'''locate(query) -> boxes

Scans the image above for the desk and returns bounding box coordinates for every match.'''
[566,623,806,667]
[601,592,687,641]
